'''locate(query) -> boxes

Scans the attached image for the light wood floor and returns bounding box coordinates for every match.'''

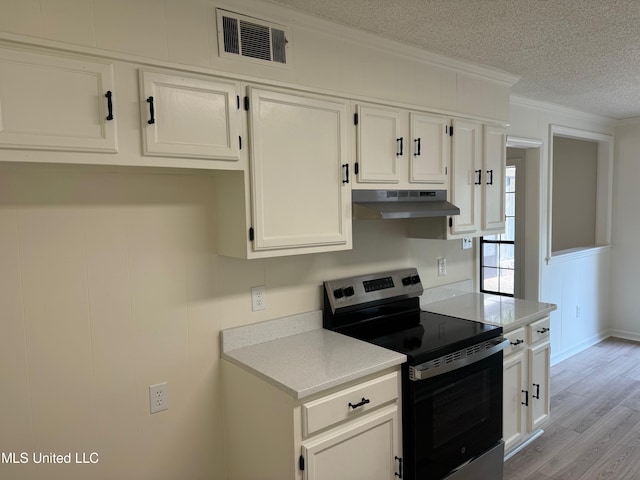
[504,337,640,480]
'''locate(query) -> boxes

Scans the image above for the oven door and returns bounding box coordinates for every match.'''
[403,343,505,480]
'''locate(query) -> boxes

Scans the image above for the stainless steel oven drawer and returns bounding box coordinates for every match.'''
[442,441,504,480]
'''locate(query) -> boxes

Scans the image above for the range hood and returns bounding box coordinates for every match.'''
[352,189,460,219]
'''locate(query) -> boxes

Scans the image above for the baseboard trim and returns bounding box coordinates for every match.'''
[504,429,544,461]
[550,331,611,366]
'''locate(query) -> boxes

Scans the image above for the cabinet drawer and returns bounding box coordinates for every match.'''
[504,327,526,356]
[302,371,399,436]
[528,317,551,344]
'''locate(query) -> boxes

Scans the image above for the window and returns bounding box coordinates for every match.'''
[481,165,516,296]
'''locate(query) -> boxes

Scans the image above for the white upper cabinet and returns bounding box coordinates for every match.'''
[355,105,402,184]
[0,46,117,153]
[247,87,351,254]
[450,119,482,236]
[355,104,450,188]
[409,113,450,184]
[139,70,241,161]
[482,125,507,232]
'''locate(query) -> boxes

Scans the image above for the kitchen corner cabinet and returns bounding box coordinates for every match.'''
[223,362,402,480]
[354,104,450,187]
[0,46,117,153]
[503,316,551,454]
[216,87,352,258]
[138,70,241,162]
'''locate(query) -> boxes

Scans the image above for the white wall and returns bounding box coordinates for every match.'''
[610,120,640,339]
[508,97,616,363]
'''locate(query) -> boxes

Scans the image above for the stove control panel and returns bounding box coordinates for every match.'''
[323,267,424,313]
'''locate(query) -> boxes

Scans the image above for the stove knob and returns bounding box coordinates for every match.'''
[402,276,412,286]
[333,288,344,299]
[344,286,355,297]
[411,275,421,285]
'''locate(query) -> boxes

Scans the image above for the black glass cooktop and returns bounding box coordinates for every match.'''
[358,311,502,366]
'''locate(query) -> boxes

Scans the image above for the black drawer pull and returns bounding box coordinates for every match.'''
[487,169,494,185]
[396,137,403,156]
[395,456,403,478]
[510,339,524,346]
[348,397,370,410]
[533,383,540,399]
[105,91,113,121]
[414,138,421,156]
[475,169,482,185]
[343,164,349,184]
[147,96,155,125]
[522,389,529,406]
[537,327,550,334]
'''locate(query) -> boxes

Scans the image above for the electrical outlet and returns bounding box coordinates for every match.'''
[252,286,266,311]
[149,382,169,414]
[462,238,473,250]
[437,257,447,276]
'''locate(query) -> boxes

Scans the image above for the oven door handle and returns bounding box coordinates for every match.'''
[409,337,509,381]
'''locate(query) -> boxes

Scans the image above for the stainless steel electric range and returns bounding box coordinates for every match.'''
[323,267,507,480]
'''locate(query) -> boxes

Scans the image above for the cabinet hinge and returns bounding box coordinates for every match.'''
[299,455,305,471]
[244,96,250,111]
[354,162,359,175]
[249,227,255,242]
[354,113,359,125]
[236,95,240,109]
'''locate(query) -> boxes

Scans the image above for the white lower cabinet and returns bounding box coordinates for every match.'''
[223,362,402,480]
[503,317,551,455]
[302,406,400,480]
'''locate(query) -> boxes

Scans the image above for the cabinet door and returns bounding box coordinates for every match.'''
[249,88,350,251]
[483,125,506,231]
[409,113,450,184]
[503,351,527,453]
[529,341,551,431]
[139,70,240,161]
[356,105,401,183]
[302,406,400,480]
[450,119,481,235]
[0,47,117,152]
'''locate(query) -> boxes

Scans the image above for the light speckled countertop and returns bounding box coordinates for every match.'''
[422,292,557,332]
[221,312,406,399]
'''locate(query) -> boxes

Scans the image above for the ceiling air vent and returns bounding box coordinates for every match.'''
[217,9,289,67]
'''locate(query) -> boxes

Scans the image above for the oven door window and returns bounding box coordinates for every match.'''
[408,352,503,479]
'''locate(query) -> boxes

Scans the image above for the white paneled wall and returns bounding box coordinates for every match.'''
[0,163,473,479]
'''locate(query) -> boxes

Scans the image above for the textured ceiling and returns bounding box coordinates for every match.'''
[265,0,640,119]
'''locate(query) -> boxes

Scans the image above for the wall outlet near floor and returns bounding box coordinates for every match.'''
[149,382,169,414]
[462,238,473,249]
[252,286,266,311]
[437,257,447,276]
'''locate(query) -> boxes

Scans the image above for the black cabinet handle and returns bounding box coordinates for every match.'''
[414,138,421,156]
[475,169,482,185]
[397,137,403,156]
[395,456,403,478]
[533,383,540,400]
[487,169,494,185]
[510,339,524,346]
[147,96,155,125]
[105,91,114,121]
[537,327,550,334]
[348,397,370,409]
[342,164,349,184]
[522,389,529,406]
